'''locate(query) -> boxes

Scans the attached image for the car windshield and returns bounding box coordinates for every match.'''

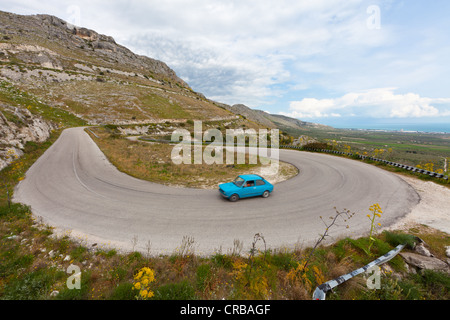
[233,176,245,187]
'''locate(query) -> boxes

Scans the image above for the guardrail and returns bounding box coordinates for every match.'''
[312,244,406,300]
[300,147,448,181]
[136,137,448,181]
[86,128,99,138]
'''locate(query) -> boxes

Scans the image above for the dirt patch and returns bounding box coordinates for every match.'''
[386,175,450,235]
[89,128,298,190]
[253,161,299,186]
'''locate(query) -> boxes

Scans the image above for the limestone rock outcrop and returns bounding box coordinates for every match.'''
[0,105,56,170]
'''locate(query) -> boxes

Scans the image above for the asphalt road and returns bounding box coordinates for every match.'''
[14,127,420,255]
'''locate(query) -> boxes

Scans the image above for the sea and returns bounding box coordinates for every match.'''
[331,123,450,134]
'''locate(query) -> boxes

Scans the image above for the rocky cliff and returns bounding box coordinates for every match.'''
[0,10,240,169]
[0,104,56,170]
[0,12,188,87]
[0,10,236,126]
[0,10,321,170]
[224,103,330,131]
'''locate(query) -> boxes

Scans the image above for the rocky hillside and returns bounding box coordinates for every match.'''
[0,103,56,170]
[224,103,330,131]
[0,10,328,129]
[0,10,247,169]
[0,10,236,125]
[0,12,189,87]
[0,10,324,170]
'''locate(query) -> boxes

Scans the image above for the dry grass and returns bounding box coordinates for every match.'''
[87,127,297,189]
[2,201,449,300]
[27,76,233,124]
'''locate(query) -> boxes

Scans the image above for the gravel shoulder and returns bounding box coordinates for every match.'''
[387,175,450,235]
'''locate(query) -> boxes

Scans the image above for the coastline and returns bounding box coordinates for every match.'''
[328,124,450,134]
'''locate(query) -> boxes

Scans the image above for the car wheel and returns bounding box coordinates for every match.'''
[229,194,239,202]
[262,190,270,198]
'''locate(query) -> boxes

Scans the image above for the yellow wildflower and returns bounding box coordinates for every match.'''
[132,267,156,300]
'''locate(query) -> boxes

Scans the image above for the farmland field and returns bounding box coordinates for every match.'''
[282,126,450,173]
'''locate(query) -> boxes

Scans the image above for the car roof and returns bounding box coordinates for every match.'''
[239,174,264,180]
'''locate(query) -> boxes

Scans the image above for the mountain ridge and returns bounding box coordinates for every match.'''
[0,10,239,126]
[224,103,330,131]
[0,11,189,88]
[0,10,329,170]
[0,10,324,133]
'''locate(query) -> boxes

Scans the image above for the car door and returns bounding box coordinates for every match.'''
[241,180,256,198]
[255,179,267,195]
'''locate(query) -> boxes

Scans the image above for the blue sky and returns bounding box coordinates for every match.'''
[1,0,450,129]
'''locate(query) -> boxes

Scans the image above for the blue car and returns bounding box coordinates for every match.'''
[219,174,274,202]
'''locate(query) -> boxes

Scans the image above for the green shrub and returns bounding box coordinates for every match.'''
[397,279,424,300]
[55,270,92,300]
[347,237,392,257]
[70,246,88,261]
[127,251,143,262]
[104,124,118,131]
[0,203,30,218]
[196,264,211,291]
[211,253,234,270]
[109,267,128,284]
[153,280,197,300]
[56,237,71,254]
[383,231,417,249]
[0,254,34,278]
[359,277,405,300]
[332,239,355,261]
[108,282,135,300]
[1,269,58,300]
[411,270,450,298]
[106,249,117,258]
[265,251,296,271]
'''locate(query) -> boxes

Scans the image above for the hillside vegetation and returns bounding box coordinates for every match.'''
[282,125,450,176]
[0,11,238,125]
[0,10,449,302]
[1,199,449,300]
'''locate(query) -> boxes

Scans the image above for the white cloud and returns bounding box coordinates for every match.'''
[286,98,337,118]
[90,0,387,106]
[284,88,450,119]
[1,0,450,117]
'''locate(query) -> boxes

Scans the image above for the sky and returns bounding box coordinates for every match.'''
[1,0,450,130]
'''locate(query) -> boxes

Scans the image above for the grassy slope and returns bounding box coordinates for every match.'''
[0,19,235,124]
[1,118,449,300]
[0,16,449,300]
[1,199,449,300]
[0,80,87,128]
[1,87,449,300]
[1,91,449,300]
[86,125,298,189]
[282,125,450,173]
